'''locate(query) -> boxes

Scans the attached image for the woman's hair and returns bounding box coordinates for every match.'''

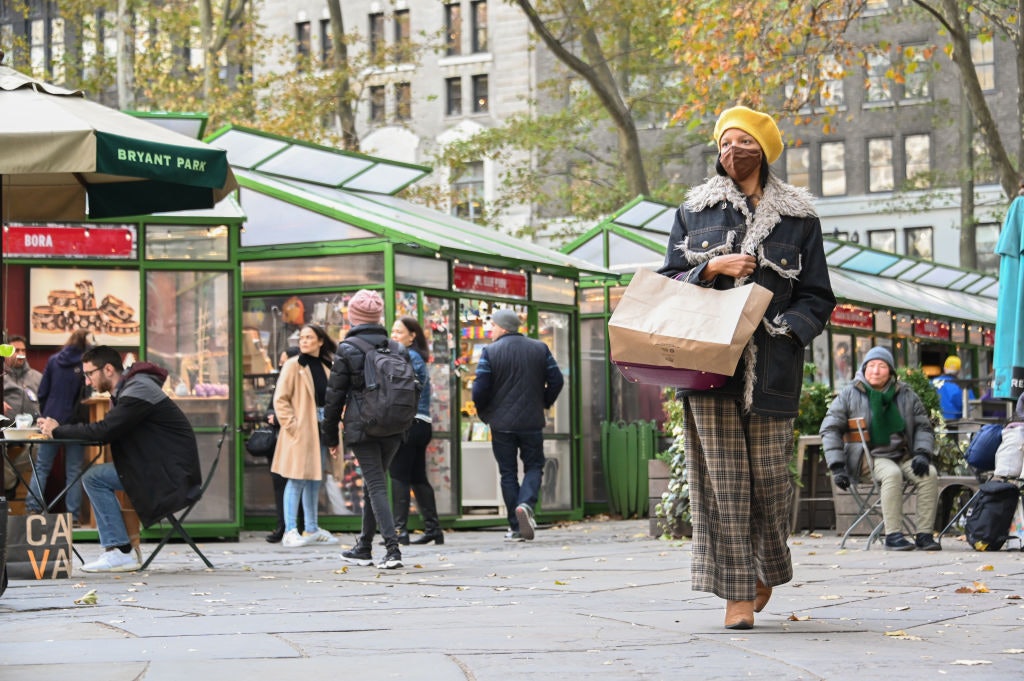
[66,328,92,351]
[715,155,770,190]
[396,316,429,356]
[302,324,337,363]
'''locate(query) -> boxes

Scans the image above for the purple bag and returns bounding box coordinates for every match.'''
[613,361,728,390]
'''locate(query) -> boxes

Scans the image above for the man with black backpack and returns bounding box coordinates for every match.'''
[322,290,419,570]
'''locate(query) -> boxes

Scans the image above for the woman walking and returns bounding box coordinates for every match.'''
[270,324,339,547]
[657,106,835,629]
[388,316,442,545]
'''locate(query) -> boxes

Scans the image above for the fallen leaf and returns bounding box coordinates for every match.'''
[809,532,823,539]
[977,565,995,571]
[892,606,910,611]
[885,630,923,640]
[1002,649,1024,654]
[554,580,567,585]
[119,596,137,603]
[955,581,990,594]
[950,660,991,666]
[788,613,811,621]
[1005,594,1021,600]
[820,594,841,600]
[74,589,98,606]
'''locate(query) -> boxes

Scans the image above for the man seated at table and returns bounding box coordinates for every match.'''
[37,346,201,573]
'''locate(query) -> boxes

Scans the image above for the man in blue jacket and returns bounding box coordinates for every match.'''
[472,309,564,541]
[932,355,974,421]
[38,346,201,572]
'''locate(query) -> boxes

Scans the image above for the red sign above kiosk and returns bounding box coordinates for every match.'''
[913,318,950,340]
[830,305,874,329]
[2,225,135,258]
[453,265,527,299]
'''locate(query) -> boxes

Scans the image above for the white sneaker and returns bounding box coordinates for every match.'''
[303,528,339,545]
[81,549,141,573]
[281,529,310,548]
[515,503,536,541]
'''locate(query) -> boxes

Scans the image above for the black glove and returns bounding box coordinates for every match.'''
[911,452,931,477]
[830,463,851,490]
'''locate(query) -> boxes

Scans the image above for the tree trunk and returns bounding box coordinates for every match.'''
[959,96,976,269]
[116,0,133,109]
[326,0,359,151]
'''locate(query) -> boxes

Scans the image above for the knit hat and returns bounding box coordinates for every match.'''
[491,309,521,333]
[347,289,383,326]
[713,105,784,164]
[861,346,896,374]
[943,355,961,373]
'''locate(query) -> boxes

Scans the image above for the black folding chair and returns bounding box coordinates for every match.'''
[139,425,228,571]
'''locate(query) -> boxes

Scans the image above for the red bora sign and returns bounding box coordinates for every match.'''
[2,225,135,258]
[913,319,950,340]
[983,328,995,347]
[453,265,527,299]
[830,305,874,329]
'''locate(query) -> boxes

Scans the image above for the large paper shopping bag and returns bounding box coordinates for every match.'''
[608,268,773,388]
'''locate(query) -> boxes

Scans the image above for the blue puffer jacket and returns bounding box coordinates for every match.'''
[472,332,564,431]
[657,174,836,417]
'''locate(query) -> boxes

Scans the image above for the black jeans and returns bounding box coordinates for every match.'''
[352,436,403,548]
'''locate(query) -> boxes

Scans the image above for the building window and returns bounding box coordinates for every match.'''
[320,18,332,65]
[973,132,998,184]
[295,21,311,69]
[369,85,386,123]
[971,36,995,91]
[819,55,845,107]
[29,18,45,72]
[369,12,385,59]
[864,0,889,11]
[50,17,65,81]
[902,45,930,100]
[394,9,411,62]
[904,133,930,188]
[445,2,462,56]
[395,82,411,121]
[868,228,896,253]
[868,138,894,192]
[865,50,892,103]
[471,0,488,53]
[471,74,488,113]
[905,226,933,260]
[451,161,484,223]
[976,222,1000,273]
[820,142,846,196]
[785,148,810,189]
[445,76,462,116]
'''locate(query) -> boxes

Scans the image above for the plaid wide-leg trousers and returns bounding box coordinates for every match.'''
[684,395,795,601]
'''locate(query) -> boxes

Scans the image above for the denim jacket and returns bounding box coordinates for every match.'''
[658,174,836,416]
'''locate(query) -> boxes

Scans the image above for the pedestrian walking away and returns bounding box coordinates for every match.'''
[37,345,202,573]
[388,316,443,546]
[656,105,835,629]
[323,289,407,569]
[472,308,564,542]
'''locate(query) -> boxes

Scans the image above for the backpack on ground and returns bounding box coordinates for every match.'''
[964,423,1003,471]
[345,337,421,438]
[964,480,1021,551]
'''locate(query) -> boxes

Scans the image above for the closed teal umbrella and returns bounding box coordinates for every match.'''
[993,196,1024,400]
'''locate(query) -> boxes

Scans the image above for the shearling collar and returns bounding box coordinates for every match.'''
[685,174,816,253]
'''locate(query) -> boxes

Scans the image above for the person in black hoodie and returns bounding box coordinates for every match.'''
[322,289,405,570]
[26,328,91,523]
[38,346,201,573]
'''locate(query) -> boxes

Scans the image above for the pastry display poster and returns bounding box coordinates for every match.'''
[30,268,141,347]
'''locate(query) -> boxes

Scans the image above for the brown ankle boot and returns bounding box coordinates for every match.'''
[724,599,755,629]
[754,579,772,613]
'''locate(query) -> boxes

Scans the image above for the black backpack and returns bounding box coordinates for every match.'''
[345,337,421,438]
[964,480,1021,551]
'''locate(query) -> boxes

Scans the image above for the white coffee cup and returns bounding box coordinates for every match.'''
[15,414,34,429]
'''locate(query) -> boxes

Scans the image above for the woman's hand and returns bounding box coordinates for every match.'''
[329,446,338,458]
[703,254,756,280]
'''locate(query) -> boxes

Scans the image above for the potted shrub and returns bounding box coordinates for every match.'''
[652,390,690,539]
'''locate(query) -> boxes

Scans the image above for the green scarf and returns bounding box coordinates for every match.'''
[867,381,905,448]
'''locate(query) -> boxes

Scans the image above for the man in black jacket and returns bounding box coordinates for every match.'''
[472,309,564,541]
[38,346,201,572]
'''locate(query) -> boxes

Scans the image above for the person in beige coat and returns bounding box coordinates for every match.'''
[270,324,340,548]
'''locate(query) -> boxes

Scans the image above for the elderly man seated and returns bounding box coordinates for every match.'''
[819,346,941,551]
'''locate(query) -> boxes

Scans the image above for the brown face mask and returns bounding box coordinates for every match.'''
[720,145,762,183]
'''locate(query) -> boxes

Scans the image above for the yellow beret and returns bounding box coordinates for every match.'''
[944,356,961,372]
[713,106,784,164]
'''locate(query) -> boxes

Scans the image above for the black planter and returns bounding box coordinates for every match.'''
[0,496,7,596]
